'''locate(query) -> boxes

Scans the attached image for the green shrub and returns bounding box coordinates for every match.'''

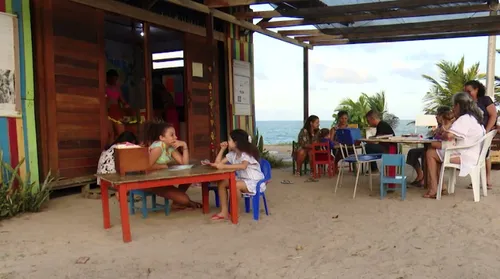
[0,150,53,220]
[253,129,289,168]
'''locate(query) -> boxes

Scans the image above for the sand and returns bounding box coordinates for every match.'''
[2,157,500,278]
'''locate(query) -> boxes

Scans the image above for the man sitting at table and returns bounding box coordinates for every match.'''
[364,110,395,173]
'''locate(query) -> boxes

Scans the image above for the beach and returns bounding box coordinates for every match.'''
[2,162,500,278]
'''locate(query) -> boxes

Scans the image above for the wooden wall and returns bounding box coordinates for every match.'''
[227,8,255,136]
[0,0,39,183]
[33,0,106,179]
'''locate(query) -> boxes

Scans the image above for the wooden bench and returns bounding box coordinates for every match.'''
[49,175,96,192]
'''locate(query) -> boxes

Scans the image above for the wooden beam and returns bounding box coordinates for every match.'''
[282,0,484,18]
[69,0,225,41]
[204,0,302,8]
[234,10,281,19]
[322,15,500,36]
[236,0,482,19]
[164,0,313,48]
[344,22,500,40]
[278,29,321,36]
[344,29,500,45]
[260,3,491,28]
[311,39,349,46]
[295,34,343,42]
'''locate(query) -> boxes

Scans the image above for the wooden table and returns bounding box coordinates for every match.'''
[361,137,440,188]
[97,166,237,243]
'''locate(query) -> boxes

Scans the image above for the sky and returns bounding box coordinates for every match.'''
[252,4,500,121]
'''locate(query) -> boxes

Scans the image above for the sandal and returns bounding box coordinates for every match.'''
[467,184,492,190]
[304,177,319,183]
[410,179,423,186]
[281,180,293,184]
[294,172,301,177]
[423,192,437,199]
[210,214,226,220]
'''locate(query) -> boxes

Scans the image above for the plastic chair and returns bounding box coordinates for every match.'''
[207,183,220,208]
[335,128,382,199]
[380,154,407,200]
[226,159,271,220]
[292,141,309,175]
[128,190,170,218]
[311,142,335,178]
[437,130,496,202]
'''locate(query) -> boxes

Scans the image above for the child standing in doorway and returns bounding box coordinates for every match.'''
[209,129,265,220]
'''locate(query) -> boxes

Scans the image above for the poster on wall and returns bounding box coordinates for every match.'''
[0,14,20,117]
[232,60,252,116]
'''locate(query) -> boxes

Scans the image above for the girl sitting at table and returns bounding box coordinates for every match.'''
[97,131,139,185]
[406,107,455,187]
[209,129,265,221]
[143,121,202,210]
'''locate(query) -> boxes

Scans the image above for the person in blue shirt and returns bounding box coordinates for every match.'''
[319,128,335,151]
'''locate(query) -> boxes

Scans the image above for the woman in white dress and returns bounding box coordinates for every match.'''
[424,92,485,198]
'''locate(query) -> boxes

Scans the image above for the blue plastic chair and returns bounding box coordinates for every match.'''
[223,159,271,220]
[335,128,382,199]
[207,183,220,208]
[380,154,407,200]
[128,190,170,218]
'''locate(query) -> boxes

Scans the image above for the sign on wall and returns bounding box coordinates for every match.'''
[0,13,20,117]
[232,60,252,116]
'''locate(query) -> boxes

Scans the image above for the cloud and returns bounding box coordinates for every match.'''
[254,71,268,80]
[314,63,377,84]
[390,60,436,79]
[405,50,446,62]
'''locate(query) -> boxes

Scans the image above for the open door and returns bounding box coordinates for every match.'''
[184,33,218,161]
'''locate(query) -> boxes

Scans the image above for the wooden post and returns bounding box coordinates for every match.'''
[303,47,309,121]
[206,13,217,160]
[143,22,152,121]
[486,9,498,99]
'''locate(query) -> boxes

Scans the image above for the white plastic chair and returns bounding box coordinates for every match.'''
[436,130,497,202]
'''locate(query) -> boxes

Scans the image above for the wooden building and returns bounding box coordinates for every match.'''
[2,0,500,187]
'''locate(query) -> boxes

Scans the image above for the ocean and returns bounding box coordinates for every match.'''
[256,120,429,145]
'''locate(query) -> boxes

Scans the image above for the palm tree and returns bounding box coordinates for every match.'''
[333,91,399,129]
[422,56,484,114]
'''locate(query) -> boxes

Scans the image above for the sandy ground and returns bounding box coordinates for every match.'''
[3,158,500,278]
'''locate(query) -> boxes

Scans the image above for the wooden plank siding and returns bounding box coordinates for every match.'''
[33,0,106,179]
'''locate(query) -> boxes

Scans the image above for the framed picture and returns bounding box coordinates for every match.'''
[0,13,20,117]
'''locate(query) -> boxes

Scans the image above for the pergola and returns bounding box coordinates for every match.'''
[74,0,500,120]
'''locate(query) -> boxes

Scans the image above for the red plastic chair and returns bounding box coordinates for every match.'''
[311,142,335,178]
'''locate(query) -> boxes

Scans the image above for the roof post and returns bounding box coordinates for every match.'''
[303,47,309,121]
[486,8,498,99]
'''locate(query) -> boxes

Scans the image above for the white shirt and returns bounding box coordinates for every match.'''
[226,151,265,193]
[448,114,485,176]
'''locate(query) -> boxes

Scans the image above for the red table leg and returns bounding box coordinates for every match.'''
[228,173,238,224]
[201,183,210,214]
[118,185,132,243]
[388,144,397,189]
[101,181,111,229]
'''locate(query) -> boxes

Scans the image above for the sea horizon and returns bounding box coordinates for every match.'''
[255,119,427,145]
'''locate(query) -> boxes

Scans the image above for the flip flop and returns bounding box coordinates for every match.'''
[304,177,319,183]
[281,180,293,184]
[423,193,437,199]
[211,214,226,221]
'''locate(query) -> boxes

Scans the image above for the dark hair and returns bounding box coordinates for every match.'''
[436,106,451,116]
[229,129,260,161]
[337,110,348,118]
[143,121,174,146]
[365,109,380,119]
[106,131,138,150]
[464,80,486,97]
[302,115,319,136]
[452,92,483,124]
[319,128,330,138]
[106,69,118,80]
[441,111,455,122]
